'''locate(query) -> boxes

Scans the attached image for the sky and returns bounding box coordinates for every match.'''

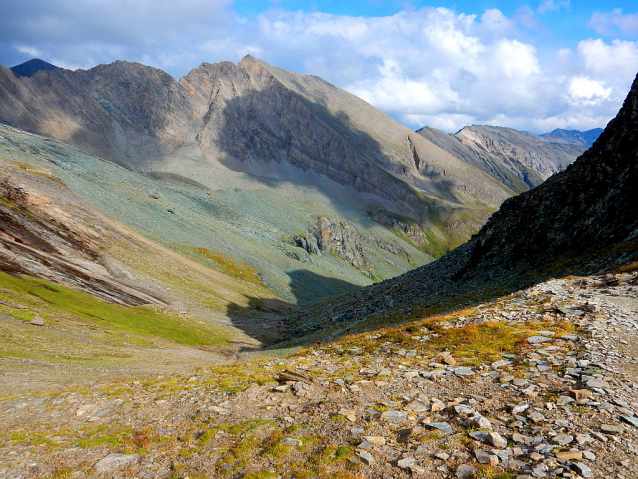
[1,1,637,134]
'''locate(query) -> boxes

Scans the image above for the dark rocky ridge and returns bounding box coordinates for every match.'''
[287,73,638,340]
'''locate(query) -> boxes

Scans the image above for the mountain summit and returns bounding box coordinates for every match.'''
[9,58,59,78]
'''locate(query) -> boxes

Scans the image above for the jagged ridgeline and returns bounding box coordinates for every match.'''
[0,56,589,260]
[287,72,638,340]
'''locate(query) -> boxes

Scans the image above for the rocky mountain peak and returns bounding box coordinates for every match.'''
[9,58,59,78]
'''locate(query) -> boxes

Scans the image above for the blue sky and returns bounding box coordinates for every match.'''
[1,0,637,133]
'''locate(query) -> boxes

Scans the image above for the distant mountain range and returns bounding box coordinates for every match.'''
[416,124,597,192]
[541,128,603,147]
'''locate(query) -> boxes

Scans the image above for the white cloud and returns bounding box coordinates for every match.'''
[576,39,638,81]
[1,2,637,134]
[0,0,236,73]
[567,77,612,105]
[247,7,633,133]
[538,0,570,15]
[588,9,638,37]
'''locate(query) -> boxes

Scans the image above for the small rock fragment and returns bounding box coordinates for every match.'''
[456,464,477,479]
[511,403,529,414]
[486,431,507,448]
[569,389,592,402]
[600,424,623,434]
[281,438,303,446]
[474,450,491,464]
[556,451,583,460]
[397,457,416,468]
[381,410,408,424]
[94,454,139,474]
[441,354,457,366]
[621,416,638,429]
[552,434,574,446]
[471,414,492,430]
[361,436,385,446]
[356,450,376,465]
[425,422,453,434]
[572,462,593,478]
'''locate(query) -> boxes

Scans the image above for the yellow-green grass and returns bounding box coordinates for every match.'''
[0,271,231,347]
[302,305,577,366]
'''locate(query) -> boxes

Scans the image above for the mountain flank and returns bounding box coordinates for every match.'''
[286,73,638,341]
[416,125,595,193]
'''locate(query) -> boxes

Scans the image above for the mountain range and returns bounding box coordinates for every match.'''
[0,57,596,261]
[0,56,626,356]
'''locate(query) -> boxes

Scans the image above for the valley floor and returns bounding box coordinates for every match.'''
[2,273,638,479]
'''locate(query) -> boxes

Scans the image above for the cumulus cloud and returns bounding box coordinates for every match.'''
[537,0,570,15]
[589,9,638,37]
[1,2,637,134]
[249,8,637,132]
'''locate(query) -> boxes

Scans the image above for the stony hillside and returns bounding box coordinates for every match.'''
[2,272,638,479]
[417,125,591,193]
[0,123,430,307]
[287,73,638,341]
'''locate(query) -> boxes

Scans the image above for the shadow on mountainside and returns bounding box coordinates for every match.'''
[279,72,638,345]
[224,269,362,347]
[210,83,433,224]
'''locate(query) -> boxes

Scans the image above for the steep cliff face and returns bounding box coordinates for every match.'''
[293,217,373,272]
[288,73,638,339]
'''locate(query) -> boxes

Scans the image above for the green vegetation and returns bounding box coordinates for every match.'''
[305,297,578,366]
[0,271,231,347]
[183,245,266,287]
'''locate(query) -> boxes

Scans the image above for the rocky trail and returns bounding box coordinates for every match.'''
[2,272,638,479]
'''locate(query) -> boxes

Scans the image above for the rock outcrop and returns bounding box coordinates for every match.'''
[293,217,372,272]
